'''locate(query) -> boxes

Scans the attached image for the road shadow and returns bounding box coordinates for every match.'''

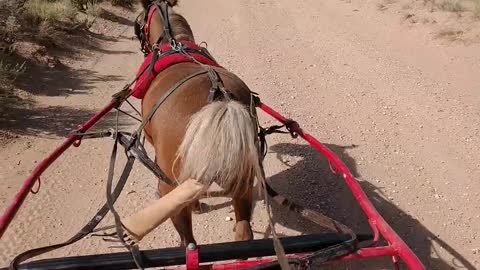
[0,106,133,138]
[99,8,135,27]
[14,18,130,60]
[0,51,131,138]
[0,8,137,138]
[262,142,475,270]
[13,58,123,97]
[43,29,136,59]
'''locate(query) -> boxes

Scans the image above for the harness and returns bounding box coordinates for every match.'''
[9,2,358,269]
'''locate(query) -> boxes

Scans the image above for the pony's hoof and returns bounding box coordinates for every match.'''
[235,220,254,242]
[192,202,208,214]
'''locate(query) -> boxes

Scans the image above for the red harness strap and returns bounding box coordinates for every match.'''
[130,41,222,99]
[142,6,157,51]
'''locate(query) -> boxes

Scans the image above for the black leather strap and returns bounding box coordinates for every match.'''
[105,136,144,269]
[153,2,174,46]
[118,133,176,187]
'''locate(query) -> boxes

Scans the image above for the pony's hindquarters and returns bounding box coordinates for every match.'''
[176,100,262,198]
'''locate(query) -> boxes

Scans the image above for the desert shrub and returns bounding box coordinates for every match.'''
[70,0,103,11]
[5,16,20,34]
[0,60,26,82]
[62,0,81,20]
[439,0,465,12]
[24,0,65,22]
[0,58,26,98]
[110,0,134,7]
[474,0,480,19]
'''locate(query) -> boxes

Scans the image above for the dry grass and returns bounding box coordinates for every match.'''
[24,0,66,22]
[110,0,134,7]
[0,58,26,97]
[437,0,480,20]
[71,0,134,9]
[0,60,26,81]
[435,29,465,41]
[474,0,480,18]
[21,0,106,45]
[439,0,466,12]
[24,0,104,23]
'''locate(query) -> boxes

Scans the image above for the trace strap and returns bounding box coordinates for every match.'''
[105,134,144,269]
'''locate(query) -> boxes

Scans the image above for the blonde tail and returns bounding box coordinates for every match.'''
[176,100,263,197]
[177,100,290,269]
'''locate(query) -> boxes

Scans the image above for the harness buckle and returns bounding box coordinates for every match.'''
[170,39,184,52]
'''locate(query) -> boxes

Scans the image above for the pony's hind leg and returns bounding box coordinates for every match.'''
[158,181,196,246]
[171,206,195,246]
[192,200,205,214]
[233,191,254,241]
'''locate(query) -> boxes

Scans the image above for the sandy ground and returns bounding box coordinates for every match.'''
[1,0,479,269]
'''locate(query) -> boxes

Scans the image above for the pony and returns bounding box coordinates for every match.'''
[133,0,264,246]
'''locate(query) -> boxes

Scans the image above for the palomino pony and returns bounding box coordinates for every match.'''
[133,0,263,246]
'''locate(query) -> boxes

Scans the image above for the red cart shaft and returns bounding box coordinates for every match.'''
[258,102,425,270]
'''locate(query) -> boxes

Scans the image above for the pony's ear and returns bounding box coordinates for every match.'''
[166,0,178,6]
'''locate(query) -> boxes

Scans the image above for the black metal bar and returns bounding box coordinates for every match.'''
[4,234,372,270]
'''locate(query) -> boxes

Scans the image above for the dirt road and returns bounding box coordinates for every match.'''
[1,0,479,269]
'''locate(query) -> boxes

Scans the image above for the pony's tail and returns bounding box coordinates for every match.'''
[176,100,263,197]
[177,100,290,269]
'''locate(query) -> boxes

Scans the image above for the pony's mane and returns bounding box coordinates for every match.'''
[170,12,194,42]
[140,0,194,43]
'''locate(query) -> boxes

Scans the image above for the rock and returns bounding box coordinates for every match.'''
[225,216,233,221]
[434,194,441,199]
